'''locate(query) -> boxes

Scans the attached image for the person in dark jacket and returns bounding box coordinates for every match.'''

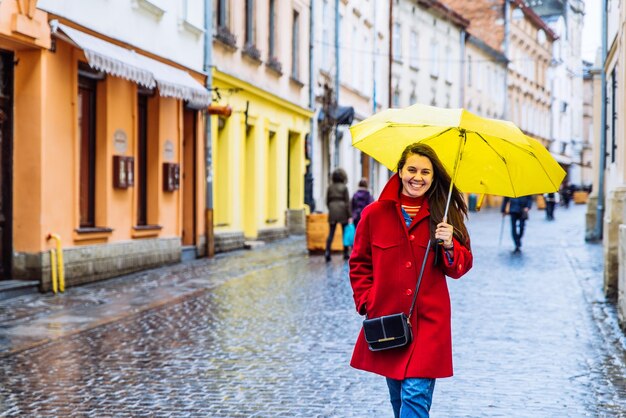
[501,195,533,253]
[351,178,374,229]
[325,168,352,262]
[544,192,556,221]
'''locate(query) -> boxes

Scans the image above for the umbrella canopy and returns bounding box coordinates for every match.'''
[350,103,566,198]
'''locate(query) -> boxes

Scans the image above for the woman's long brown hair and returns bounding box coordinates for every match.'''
[396,142,471,249]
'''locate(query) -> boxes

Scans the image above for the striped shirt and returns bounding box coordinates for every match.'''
[400,194,425,223]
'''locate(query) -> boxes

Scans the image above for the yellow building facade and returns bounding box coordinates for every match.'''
[209,0,313,250]
[211,70,311,248]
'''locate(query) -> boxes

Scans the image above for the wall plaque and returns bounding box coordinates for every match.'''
[113,129,128,154]
[164,139,174,161]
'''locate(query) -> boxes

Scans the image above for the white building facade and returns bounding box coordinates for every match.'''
[535,1,585,187]
[392,0,468,111]
[311,0,390,210]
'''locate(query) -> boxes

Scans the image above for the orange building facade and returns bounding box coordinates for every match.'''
[0,1,210,290]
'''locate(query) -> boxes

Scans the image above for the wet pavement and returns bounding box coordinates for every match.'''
[0,204,625,417]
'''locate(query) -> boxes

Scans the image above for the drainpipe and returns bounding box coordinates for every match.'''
[388,0,393,108]
[370,1,377,184]
[459,29,466,107]
[503,0,510,120]
[307,0,316,211]
[333,0,340,169]
[203,0,215,257]
[591,0,608,241]
[372,2,377,115]
[46,234,65,293]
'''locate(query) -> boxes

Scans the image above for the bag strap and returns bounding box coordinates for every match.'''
[407,238,432,320]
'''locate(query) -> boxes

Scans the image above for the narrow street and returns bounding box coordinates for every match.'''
[0,203,625,417]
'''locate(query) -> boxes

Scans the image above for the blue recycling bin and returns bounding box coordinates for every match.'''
[468,193,477,212]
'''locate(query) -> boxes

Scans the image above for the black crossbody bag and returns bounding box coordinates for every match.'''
[362,239,432,351]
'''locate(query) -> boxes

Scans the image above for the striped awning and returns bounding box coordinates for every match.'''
[50,20,210,107]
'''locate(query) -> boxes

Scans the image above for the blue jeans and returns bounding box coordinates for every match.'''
[510,212,526,249]
[386,377,436,418]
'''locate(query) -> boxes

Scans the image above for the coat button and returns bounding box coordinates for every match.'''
[405,261,412,268]
[405,288,413,296]
[409,234,415,241]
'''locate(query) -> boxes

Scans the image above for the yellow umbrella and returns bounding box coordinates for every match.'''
[350,103,566,210]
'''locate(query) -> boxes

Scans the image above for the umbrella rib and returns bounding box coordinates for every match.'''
[474,132,518,196]
[415,127,456,142]
[475,132,561,195]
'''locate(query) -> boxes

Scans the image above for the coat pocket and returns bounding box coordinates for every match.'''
[372,240,400,250]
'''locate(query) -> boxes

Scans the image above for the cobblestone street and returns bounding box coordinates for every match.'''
[0,204,625,417]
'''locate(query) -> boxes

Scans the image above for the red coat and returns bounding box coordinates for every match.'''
[349,175,473,379]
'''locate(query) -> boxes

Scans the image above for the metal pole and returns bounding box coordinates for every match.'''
[370,1,377,185]
[503,0,510,120]
[307,0,316,211]
[591,0,608,241]
[459,29,466,107]
[443,130,466,223]
[388,0,393,108]
[333,0,340,169]
[203,0,215,257]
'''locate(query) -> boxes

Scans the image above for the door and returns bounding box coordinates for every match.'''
[0,50,13,279]
[181,108,196,246]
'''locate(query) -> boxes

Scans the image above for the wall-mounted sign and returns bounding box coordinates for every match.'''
[164,139,174,161]
[113,129,128,154]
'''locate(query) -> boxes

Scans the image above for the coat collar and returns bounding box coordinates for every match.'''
[379,174,430,228]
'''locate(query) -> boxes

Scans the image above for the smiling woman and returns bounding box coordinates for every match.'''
[348,142,473,417]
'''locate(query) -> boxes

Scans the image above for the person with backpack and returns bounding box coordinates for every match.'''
[351,178,374,229]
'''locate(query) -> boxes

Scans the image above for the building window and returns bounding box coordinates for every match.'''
[216,0,230,29]
[291,10,300,79]
[363,34,370,93]
[467,55,472,86]
[351,25,357,88]
[242,0,261,60]
[409,30,418,69]
[245,0,255,46]
[445,46,452,82]
[215,0,230,29]
[392,84,400,107]
[214,0,235,47]
[182,0,203,31]
[269,0,276,57]
[392,22,401,61]
[322,0,329,70]
[430,40,438,77]
[78,76,97,228]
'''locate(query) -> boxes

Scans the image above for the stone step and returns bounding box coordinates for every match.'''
[0,280,40,301]
[181,245,197,262]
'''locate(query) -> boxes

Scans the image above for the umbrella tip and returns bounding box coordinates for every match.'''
[475,194,485,212]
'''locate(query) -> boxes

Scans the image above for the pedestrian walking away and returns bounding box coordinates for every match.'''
[325,168,352,262]
[559,181,572,208]
[544,192,556,221]
[348,143,473,417]
[351,178,374,229]
[501,195,533,254]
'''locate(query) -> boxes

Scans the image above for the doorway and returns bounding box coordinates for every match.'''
[182,108,197,247]
[0,50,13,280]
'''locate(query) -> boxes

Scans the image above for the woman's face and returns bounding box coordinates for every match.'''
[400,154,433,198]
